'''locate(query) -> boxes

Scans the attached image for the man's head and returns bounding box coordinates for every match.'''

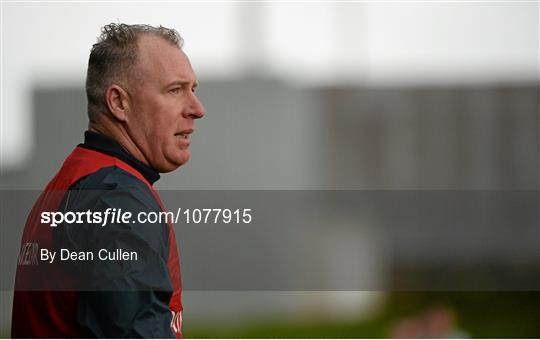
[86,23,205,173]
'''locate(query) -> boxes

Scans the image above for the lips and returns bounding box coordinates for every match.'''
[174,129,193,139]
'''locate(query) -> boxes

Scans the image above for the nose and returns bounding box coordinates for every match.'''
[186,93,205,119]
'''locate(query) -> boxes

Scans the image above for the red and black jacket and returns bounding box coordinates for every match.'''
[12,131,183,338]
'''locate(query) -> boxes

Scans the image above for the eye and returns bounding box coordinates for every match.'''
[169,87,182,95]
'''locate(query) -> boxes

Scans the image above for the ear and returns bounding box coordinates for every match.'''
[105,84,130,122]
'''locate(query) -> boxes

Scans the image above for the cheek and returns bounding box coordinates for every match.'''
[129,104,153,133]
[132,99,179,143]
[153,121,179,153]
[138,109,171,138]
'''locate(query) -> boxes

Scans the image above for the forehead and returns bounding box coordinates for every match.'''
[135,35,196,84]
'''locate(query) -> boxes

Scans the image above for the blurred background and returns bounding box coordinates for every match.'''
[1,1,539,338]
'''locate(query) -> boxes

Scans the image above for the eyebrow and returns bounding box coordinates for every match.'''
[166,80,198,88]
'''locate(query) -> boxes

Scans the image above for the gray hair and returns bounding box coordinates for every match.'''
[85,23,184,120]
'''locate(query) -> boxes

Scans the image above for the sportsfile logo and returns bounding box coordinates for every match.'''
[40,208,253,227]
[41,208,133,227]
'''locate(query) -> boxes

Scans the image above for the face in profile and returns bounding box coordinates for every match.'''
[126,34,205,173]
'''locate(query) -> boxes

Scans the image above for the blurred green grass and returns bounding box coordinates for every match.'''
[184,292,540,338]
[2,292,538,338]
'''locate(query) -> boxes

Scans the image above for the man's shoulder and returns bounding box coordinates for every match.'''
[70,165,149,190]
[66,165,160,211]
[59,165,169,255]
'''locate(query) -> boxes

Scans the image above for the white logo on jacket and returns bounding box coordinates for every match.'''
[171,311,182,335]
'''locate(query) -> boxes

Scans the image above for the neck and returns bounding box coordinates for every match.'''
[88,114,150,167]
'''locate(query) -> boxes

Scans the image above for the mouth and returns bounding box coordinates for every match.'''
[174,129,194,139]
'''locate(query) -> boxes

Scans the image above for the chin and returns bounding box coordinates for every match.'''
[158,153,190,173]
